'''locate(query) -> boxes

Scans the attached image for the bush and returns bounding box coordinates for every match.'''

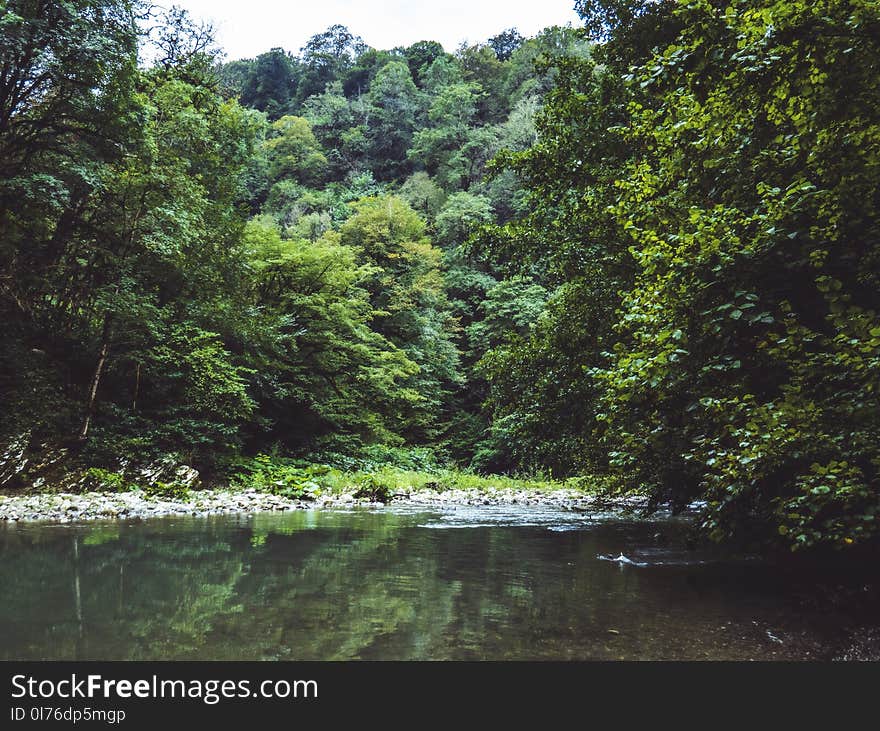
[143,481,191,501]
[352,475,395,503]
[81,468,132,493]
[228,454,330,500]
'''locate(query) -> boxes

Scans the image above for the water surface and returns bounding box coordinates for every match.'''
[0,505,867,660]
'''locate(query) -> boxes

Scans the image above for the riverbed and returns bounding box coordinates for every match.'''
[1,504,875,660]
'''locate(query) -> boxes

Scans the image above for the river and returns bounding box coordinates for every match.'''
[0,504,872,660]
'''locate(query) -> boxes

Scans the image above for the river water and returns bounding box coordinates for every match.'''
[0,504,871,660]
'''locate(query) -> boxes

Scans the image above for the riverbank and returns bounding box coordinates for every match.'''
[0,485,648,523]
[0,440,646,523]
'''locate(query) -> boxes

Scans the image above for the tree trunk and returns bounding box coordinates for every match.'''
[132,361,140,412]
[79,314,112,441]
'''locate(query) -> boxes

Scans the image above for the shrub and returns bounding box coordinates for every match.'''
[82,468,131,492]
[229,454,329,500]
[143,481,191,500]
[353,475,395,503]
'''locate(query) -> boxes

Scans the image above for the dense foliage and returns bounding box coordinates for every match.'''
[481,0,880,550]
[0,0,581,467]
[2,0,878,552]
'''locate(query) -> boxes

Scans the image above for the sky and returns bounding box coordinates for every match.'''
[171,0,583,61]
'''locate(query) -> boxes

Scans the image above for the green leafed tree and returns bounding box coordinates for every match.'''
[484,0,880,551]
[339,196,461,439]
[364,61,423,180]
[264,115,328,187]
[239,217,420,447]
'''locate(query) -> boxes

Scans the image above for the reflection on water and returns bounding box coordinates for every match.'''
[0,506,866,660]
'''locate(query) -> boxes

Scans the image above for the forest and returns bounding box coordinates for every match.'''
[1,0,878,554]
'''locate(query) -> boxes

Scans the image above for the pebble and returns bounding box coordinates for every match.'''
[0,486,646,524]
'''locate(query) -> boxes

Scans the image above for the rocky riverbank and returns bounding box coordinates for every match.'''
[0,486,647,523]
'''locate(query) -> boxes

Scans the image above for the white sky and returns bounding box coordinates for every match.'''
[171,0,583,60]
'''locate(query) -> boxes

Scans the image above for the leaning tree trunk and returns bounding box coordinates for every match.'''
[79,314,112,441]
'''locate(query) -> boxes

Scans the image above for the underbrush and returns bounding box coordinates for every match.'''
[224,451,606,501]
[23,447,613,503]
[81,467,191,500]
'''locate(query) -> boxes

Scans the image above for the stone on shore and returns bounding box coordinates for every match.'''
[0,485,645,524]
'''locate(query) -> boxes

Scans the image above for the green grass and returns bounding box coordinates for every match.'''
[223,453,616,500]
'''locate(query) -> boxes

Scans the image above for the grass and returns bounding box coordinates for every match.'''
[223,453,616,501]
[46,450,624,503]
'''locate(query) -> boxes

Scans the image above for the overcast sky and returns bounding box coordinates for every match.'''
[171,1,583,60]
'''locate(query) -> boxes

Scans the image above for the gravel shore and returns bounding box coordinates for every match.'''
[0,487,647,523]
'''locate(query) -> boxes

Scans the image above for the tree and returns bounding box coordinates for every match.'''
[297,25,366,104]
[145,4,218,78]
[408,83,479,189]
[302,82,367,177]
[485,0,880,552]
[339,196,460,438]
[421,56,465,94]
[591,0,880,548]
[0,2,269,462]
[71,69,263,453]
[478,97,539,221]
[240,217,419,446]
[457,43,507,123]
[502,26,592,106]
[236,48,300,119]
[0,0,139,181]
[435,192,493,248]
[364,61,423,180]
[488,28,524,61]
[398,172,447,221]
[403,41,447,86]
[474,18,642,479]
[0,0,142,441]
[342,48,400,98]
[264,115,328,186]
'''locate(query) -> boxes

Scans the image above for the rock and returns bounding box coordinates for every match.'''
[174,465,200,487]
[0,482,641,525]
